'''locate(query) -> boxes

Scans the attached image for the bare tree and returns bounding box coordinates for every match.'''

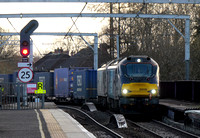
[0,27,21,74]
[88,4,200,80]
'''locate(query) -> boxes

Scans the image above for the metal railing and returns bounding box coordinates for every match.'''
[0,83,45,110]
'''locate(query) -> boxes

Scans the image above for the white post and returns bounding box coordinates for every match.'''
[94,35,98,70]
[185,19,190,80]
[30,40,33,70]
[117,35,119,59]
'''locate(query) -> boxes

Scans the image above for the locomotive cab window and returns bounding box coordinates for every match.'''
[126,64,153,77]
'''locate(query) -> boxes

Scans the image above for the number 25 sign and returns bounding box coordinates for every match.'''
[18,67,33,83]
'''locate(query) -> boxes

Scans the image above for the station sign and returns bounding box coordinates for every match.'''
[18,67,33,83]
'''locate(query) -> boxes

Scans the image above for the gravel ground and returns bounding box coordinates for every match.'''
[63,108,160,138]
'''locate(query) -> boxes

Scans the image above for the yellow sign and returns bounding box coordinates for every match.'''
[35,82,46,94]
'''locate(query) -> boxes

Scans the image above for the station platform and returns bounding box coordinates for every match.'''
[159,99,200,122]
[0,103,95,138]
[159,99,200,135]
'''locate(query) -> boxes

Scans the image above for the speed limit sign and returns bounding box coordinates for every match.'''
[18,67,33,83]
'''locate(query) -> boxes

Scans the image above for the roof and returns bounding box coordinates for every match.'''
[34,44,111,71]
[34,52,70,71]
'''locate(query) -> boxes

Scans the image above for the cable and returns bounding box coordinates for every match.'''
[71,17,81,33]
[30,38,43,56]
[7,18,20,35]
[64,2,88,39]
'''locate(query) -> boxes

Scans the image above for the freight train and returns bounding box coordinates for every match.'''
[0,55,159,114]
[97,55,160,113]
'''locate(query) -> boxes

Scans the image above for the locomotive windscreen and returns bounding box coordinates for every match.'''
[126,64,153,77]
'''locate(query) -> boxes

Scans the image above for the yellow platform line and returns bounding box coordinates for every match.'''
[40,109,67,138]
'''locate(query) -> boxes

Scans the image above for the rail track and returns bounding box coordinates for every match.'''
[58,104,200,138]
[128,119,200,138]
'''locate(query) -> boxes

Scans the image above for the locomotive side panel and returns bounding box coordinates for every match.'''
[107,69,115,99]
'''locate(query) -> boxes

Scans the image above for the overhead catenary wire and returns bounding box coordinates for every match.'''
[7,18,20,35]
[64,2,88,39]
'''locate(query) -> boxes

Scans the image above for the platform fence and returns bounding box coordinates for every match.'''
[0,83,45,110]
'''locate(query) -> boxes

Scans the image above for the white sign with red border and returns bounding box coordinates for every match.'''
[27,83,37,94]
[18,67,33,83]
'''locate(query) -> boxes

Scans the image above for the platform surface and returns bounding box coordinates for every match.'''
[159,99,200,111]
[0,102,95,138]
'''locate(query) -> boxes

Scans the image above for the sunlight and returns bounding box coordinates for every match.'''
[0,2,108,55]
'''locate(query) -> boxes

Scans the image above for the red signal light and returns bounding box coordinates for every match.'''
[20,40,30,57]
[22,48,29,56]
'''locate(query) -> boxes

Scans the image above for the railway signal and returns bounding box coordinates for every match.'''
[20,20,38,60]
[20,38,30,57]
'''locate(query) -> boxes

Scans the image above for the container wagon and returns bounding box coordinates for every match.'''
[73,69,97,104]
[54,68,69,102]
[54,67,91,102]
[34,72,54,100]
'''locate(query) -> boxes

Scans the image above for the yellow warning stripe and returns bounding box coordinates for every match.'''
[40,109,66,138]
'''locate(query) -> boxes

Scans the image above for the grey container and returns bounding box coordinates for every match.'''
[34,72,54,97]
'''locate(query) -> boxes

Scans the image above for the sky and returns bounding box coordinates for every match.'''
[0,2,108,55]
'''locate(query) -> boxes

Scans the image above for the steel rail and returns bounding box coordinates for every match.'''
[127,119,163,138]
[152,119,200,138]
[128,119,200,138]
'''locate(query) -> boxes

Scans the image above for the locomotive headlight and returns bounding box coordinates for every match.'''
[150,89,156,94]
[122,89,128,94]
[137,59,141,62]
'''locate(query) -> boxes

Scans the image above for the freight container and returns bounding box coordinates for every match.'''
[34,72,54,98]
[0,74,13,95]
[73,69,97,103]
[12,72,24,95]
[54,67,92,101]
[69,67,91,97]
[0,74,13,83]
[54,68,69,100]
[12,72,20,83]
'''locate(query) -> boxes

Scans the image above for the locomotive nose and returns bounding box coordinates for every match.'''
[121,83,158,97]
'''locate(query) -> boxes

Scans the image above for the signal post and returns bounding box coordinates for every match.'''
[17,20,39,107]
[18,20,38,83]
